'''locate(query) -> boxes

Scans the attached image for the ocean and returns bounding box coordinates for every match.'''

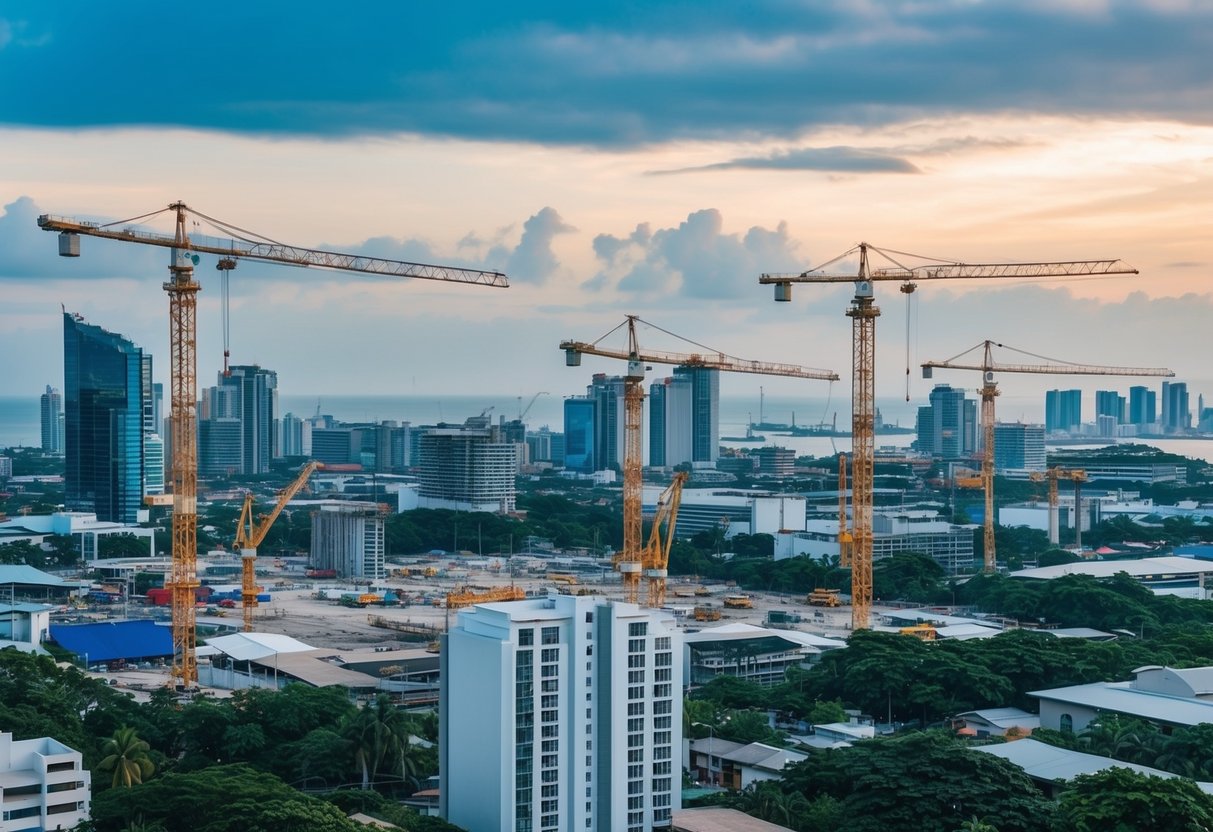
[4,393,1212,464]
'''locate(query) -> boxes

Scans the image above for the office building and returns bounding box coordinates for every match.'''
[648,375,692,468]
[993,424,1046,473]
[563,396,597,473]
[1128,386,1156,430]
[675,366,719,465]
[0,457,11,479]
[0,731,91,831]
[310,502,385,580]
[1161,381,1190,433]
[1094,390,1125,427]
[39,386,63,454]
[440,595,682,832]
[196,366,278,475]
[279,412,312,457]
[776,509,975,574]
[1044,389,1082,434]
[416,416,518,513]
[143,434,165,495]
[591,374,628,472]
[914,384,976,458]
[526,427,558,464]
[755,446,795,477]
[62,312,149,523]
[198,417,243,477]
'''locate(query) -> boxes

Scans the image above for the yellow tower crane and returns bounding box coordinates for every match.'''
[1028,467,1089,548]
[233,461,320,632]
[561,315,838,604]
[760,243,1138,629]
[922,340,1171,571]
[837,454,852,568]
[39,202,508,687]
[642,472,688,608]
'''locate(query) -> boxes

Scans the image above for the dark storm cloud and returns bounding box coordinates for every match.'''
[1,3,1210,146]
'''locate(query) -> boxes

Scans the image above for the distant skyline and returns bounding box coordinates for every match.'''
[2,3,1210,404]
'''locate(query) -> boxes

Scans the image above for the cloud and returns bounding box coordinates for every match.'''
[503,207,576,284]
[0,4,1210,145]
[649,146,920,175]
[588,209,803,300]
[0,196,163,279]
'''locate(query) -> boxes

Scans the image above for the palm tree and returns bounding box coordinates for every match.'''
[341,694,415,790]
[99,727,154,788]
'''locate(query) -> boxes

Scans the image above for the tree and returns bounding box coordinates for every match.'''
[99,727,155,788]
[1053,767,1213,832]
[340,695,415,791]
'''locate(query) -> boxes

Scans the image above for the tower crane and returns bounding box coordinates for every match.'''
[518,392,549,422]
[561,315,838,604]
[39,202,508,687]
[760,243,1138,629]
[642,472,688,608]
[233,461,320,632]
[837,454,852,568]
[922,340,1171,571]
[1028,467,1088,548]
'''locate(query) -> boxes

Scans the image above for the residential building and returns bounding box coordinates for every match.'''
[563,396,596,473]
[992,423,1046,473]
[526,427,558,465]
[279,412,311,457]
[416,416,518,513]
[1128,385,1156,430]
[440,595,682,832]
[682,623,845,687]
[1031,665,1213,734]
[914,385,976,458]
[1162,381,1191,433]
[674,366,719,466]
[1094,390,1125,427]
[954,708,1041,738]
[0,732,91,831]
[591,374,628,472]
[62,311,149,523]
[39,386,63,454]
[0,457,11,479]
[1045,389,1082,434]
[310,502,385,580]
[686,738,807,791]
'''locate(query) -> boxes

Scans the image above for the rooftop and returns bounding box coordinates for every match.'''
[1030,681,1213,727]
[672,807,794,832]
[1011,556,1213,581]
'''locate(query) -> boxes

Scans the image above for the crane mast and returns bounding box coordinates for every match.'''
[1029,467,1088,547]
[923,340,1171,571]
[838,454,852,568]
[561,315,837,604]
[761,243,1138,628]
[40,201,509,687]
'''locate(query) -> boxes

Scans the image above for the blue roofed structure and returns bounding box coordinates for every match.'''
[49,619,173,664]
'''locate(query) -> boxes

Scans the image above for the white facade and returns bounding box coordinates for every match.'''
[441,596,682,832]
[417,421,518,513]
[143,433,165,495]
[0,732,90,832]
[774,511,975,574]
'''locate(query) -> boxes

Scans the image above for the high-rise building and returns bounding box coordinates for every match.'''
[417,416,518,512]
[62,312,149,523]
[914,384,976,458]
[993,423,1046,473]
[590,374,628,472]
[226,365,279,471]
[563,396,596,473]
[1095,390,1126,426]
[674,366,719,465]
[1128,386,1156,429]
[279,412,312,457]
[648,380,667,467]
[1045,389,1082,434]
[440,595,682,832]
[647,375,692,468]
[1161,381,1191,433]
[40,386,63,454]
[143,434,165,495]
[310,502,385,580]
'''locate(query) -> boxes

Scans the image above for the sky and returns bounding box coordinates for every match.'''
[1,1,1211,421]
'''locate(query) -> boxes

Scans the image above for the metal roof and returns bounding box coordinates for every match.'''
[684,622,845,651]
[956,708,1041,730]
[975,739,1213,794]
[1011,556,1213,580]
[0,565,80,588]
[49,619,173,662]
[205,632,317,662]
[1030,681,1213,727]
[0,602,55,613]
[672,807,794,832]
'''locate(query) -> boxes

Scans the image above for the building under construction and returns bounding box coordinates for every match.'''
[310,501,385,581]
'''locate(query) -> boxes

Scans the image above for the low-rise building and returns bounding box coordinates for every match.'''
[682,623,845,688]
[775,510,975,575]
[1031,665,1213,734]
[954,708,1041,738]
[0,731,91,831]
[686,738,807,791]
[0,602,53,653]
[1011,556,1213,599]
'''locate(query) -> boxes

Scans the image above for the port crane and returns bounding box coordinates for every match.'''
[561,315,838,604]
[642,472,688,608]
[39,202,509,687]
[233,461,320,632]
[1028,467,1089,548]
[760,243,1138,628]
[922,340,1171,571]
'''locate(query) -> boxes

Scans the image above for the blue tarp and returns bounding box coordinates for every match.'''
[50,619,173,663]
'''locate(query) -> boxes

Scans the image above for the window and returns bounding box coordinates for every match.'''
[654,716,671,730]
[519,628,534,646]
[586,646,593,656]
[542,709,558,723]
[655,651,672,667]
[653,761,671,775]
[655,636,670,650]
[654,668,671,682]
[585,611,594,623]
[628,780,643,795]
[542,679,559,692]
[627,654,645,668]
[541,799,558,813]
[653,700,670,715]
[654,731,671,745]
[628,638,646,653]
[541,725,559,738]
[653,683,671,698]
[627,763,643,778]
[628,685,644,700]
[542,626,560,645]
[542,664,558,678]
[629,622,648,637]
[628,670,644,684]
[542,694,558,708]
[1060,713,1074,734]
[628,749,644,762]
[542,770,559,783]
[542,754,557,768]
[586,707,592,719]
[628,795,644,809]
[628,717,645,732]
[541,648,559,662]
[542,785,559,798]
[628,733,644,748]
[652,777,671,792]
[628,702,645,715]
[654,746,670,760]
[541,739,559,753]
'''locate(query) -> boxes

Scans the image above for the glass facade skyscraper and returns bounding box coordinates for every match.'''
[562,396,596,473]
[63,312,149,523]
[673,366,719,465]
[40,385,63,453]
[1045,389,1083,434]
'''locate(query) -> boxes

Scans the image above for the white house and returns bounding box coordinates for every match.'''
[0,731,91,832]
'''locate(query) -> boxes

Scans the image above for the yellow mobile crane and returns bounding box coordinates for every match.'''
[923,340,1171,571]
[233,461,320,632]
[561,315,838,605]
[760,243,1138,629]
[642,472,687,608]
[39,203,508,687]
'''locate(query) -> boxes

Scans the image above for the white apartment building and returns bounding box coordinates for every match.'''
[417,418,518,513]
[440,595,682,832]
[0,732,90,832]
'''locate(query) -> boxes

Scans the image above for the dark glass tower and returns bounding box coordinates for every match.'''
[63,312,148,523]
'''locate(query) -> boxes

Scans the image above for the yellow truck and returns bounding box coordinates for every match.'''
[807,588,842,607]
